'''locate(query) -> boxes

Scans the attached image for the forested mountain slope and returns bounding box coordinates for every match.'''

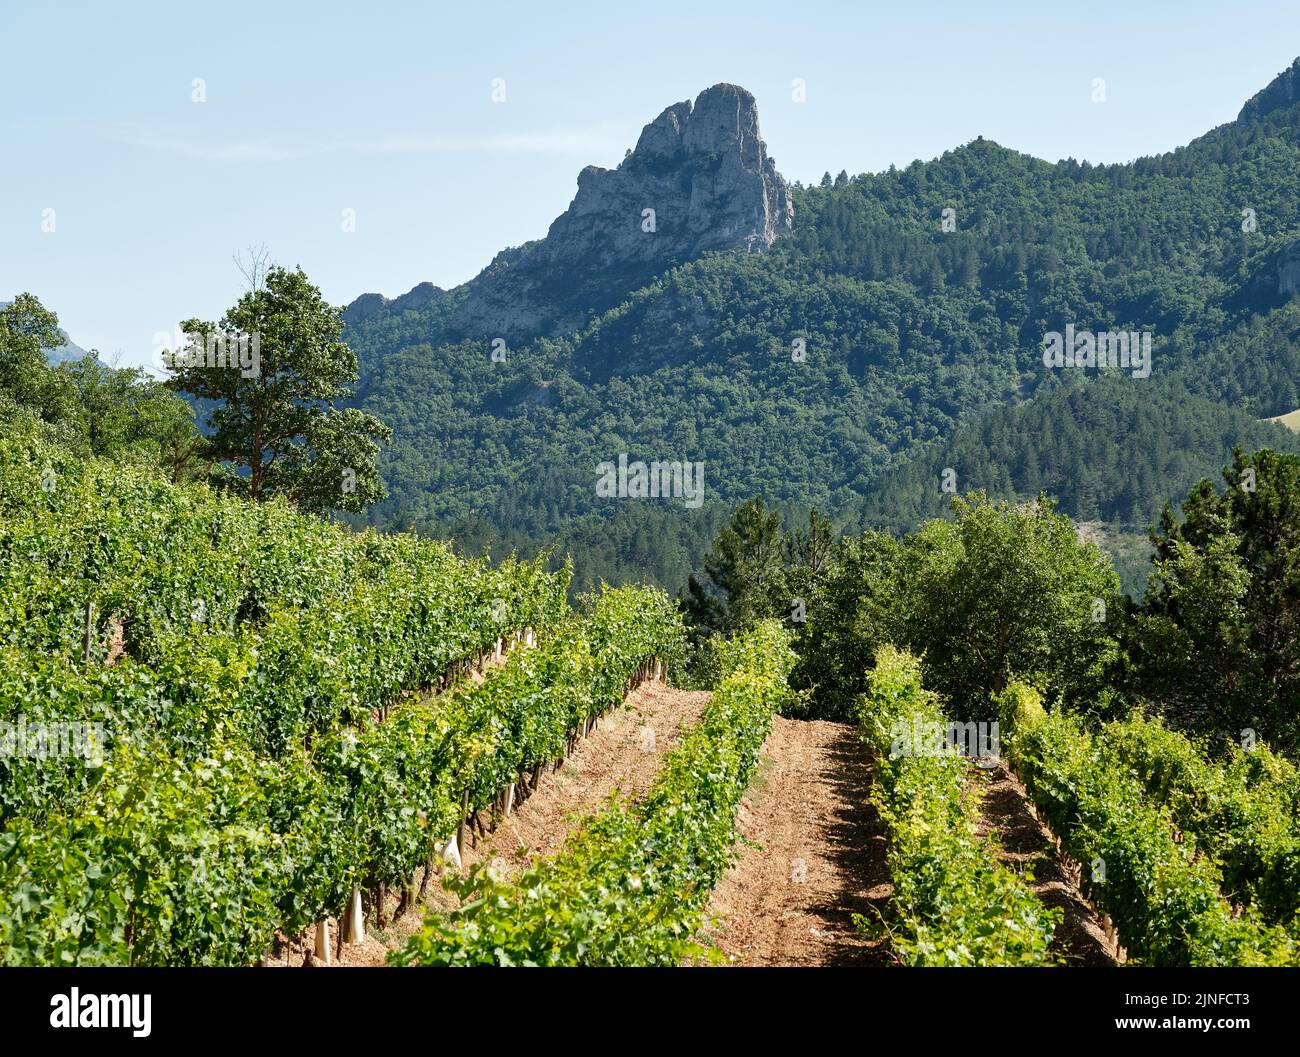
[342,62,1300,593]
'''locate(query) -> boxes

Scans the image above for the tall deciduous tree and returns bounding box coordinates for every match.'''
[787,529,905,719]
[903,492,1121,715]
[0,293,72,421]
[167,264,390,513]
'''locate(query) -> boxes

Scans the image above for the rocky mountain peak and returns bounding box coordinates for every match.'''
[342,282,446,326]
[629,98,691,164]
[448,83,793,341]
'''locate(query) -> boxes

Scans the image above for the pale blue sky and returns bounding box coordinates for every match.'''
[3,0,1298,369]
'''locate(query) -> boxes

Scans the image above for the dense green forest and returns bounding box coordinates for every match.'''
[338,59,1300,596]
[677,445,1300,758]
[851,378,1300,594]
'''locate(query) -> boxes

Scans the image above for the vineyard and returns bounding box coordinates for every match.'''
[2,434,1299,968]
[0,436,686,964]
[393,621,795,966]
[840,648,1300,968]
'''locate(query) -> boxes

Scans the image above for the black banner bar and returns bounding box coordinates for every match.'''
[2,966,1295,1045]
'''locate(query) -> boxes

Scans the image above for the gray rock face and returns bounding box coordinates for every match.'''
[555,83,794,261]
[343,282,446,325]
[450,83,793,342]
[1280,240,1300,297]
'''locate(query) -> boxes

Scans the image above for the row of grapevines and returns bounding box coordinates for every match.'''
[1100,713,1300,925]
[0,586,684,965]
[390,620,796,966]
[0,435,352,662]
[0,540,565,825]
[858,646,1059,965]
[0,441,571,833]
[145,544,566,758]
[998,682,1299,965]
[448,585,687,815]
[0,438,566,740]
[0,646,177,825]
[0,740,337,965]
